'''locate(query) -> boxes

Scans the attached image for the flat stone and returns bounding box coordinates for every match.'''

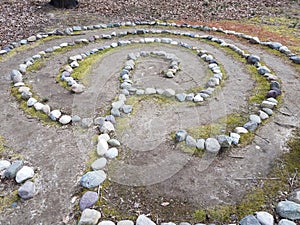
[205,138,221,153]
[276,200,300,220]
[79,191,99,211]
[234,127,249,134]
[98,134,110,142]
[71,83,85,93]
[80,170,107,188]
[262,108,273,116]
[18,181,35,200]
[267,97,278,104]
[91,158,107,170]
[163,89,176,97]
[104,148,118,159]
[240,215,261,225]
[185,135,197,147]
[4,160,23,178]
[117,220,134,225]
[185,93,195,101]
[107,139,121,147]
[33,102,44,111]
[97,139,109,156]
[72,115,81,123]
[27,36,37,42]
[257,66,271,75]
[15,166,34,183]
[278,219,296,225]
[247,55,260,64]
[0,160,11,171]
[175,93,186,102]
[136,89,145,95]
[175,130,188,142]
[78,209,101,225]
[243,121,258,132]
[105,115,116,124]
[196,139,205,150]
[136,215,156,225]
[112,100,124,109]
[287,188,300,204]
[122,105,133,114]
[250,114,262,124]
[145,88,156,95]
[261,100,277,109]
[59,115,72,125]
[256,211,274,225]
[111,107,121,117]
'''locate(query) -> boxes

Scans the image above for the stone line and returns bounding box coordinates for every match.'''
[1,21,299,64]
[6,22,290,225]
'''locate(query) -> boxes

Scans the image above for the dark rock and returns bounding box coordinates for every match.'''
[18,181,35,200]
[175,130,188,142]
[247,55,260,64]
[243,121,258,132]
[240,215,260,225]
[79,191,99,211]
[4,160,23,178]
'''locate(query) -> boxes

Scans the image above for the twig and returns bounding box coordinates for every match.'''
[229,155,244,159]
[288,168,298,187]
[274,121,297,129]
[255,134,270,143]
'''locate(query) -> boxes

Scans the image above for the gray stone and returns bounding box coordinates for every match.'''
[230,132,240,145]
[80,170,107,188]
[117,220,134,225]
[27,36,37,42]
[145,88,156,95]
[122,105,133,114]
[4,160,23,178]
[163,89,176,97]
[98,134,110,142]
[15,166,34,183]
[136,215,156,225]
[266,97,278,104]
[42,104,51,115]
[278,219,296,225]
[99,121,115,134]
[205,138,221,153]
[94,117,105,126]
[179,223,191,225]
[291,56,300,64]
[185,93,195,101]
[104,148,118,159]
[81,118,94,128]
[136,89,145,95]
[105,115,116,125]
[0,160,11,171]
[185,135,197,147]
[50,110,61,121]
[261,100,277,109]
[59,115,72,125]
[11,70,23,83]
[196,139,205,150]
[18,181,35,200]
[276,200,300,220]
[262,108,273,116]
[161,223,176,225]
[91,158,107,170]
[256,211,274,225]
[217,135,232,148]
[193,94,204,102]
[240,215,261,225]
[111,108,121,117]
[78,209,101,225]
[79,191,99,211]
[259,110,269,120]
[247,55,260,64]
[98,221,115,225]
[287,188,300,204]
[112,100,124,109]
[175,93,186,102]
[108,139,121,147]
[33,102,44,111]
[97,139,109,156]
[175,130,188,142]
[71,83,85,93]
[72,115,81,123]
[206,77,219,87]
[257,66,271,75]
[165,70,175,78]
[243,121,258,132]
[250,114,262,124]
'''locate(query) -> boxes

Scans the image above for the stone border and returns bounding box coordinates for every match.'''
[5,22,298,225]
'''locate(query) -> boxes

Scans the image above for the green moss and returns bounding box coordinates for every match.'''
[0,190,19,212]
[0,136,5,156]
[26,59,45,72]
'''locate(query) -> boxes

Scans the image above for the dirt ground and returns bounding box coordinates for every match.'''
[0,10,300,225]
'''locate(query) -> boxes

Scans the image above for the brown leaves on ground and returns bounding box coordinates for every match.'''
[0,0,298,48]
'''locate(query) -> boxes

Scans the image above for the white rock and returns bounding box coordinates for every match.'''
[78,209,101,225]
[256,211,274,225]
[50,109,61,121]
[15,166,34,183]
[0,160,11,171]
[234,127,249,134]
[98,134,110,142]
[259,110,269,120]
[230,132,241,145]
[261,100,277,109]
[18,86,30,93]
[59,115,72,125]
[193,94,204,102]
[42,104,51,115]
[70,61,79,68]
[100,121,115,133]
[136,215,156,225]
[104,148,118,159]
[33,102,44,111]
[117,220,134,225]
[250,114,262,124]
[27,98,37,107]
[98,220,115,225]
[205,138,221,153]
[97,139,109,156]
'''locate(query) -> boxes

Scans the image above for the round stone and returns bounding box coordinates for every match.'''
[33,102,44,111]
[117,220,134,225]
[175,130,188,142]
[196,139,205,150]
[99,121,115,134]
[104,148,119,159]
[71,83,85,93]
[98,221,115,225]
[27,97,37,107]
[42,104,51,115]
[261,101,276,109]
[247,55,260,64]
[240,215,260,225]
[217,135,232,148]
[15,166,34,183]
[145,88,156,95]
[250,114,262,124]
[80,170,107,188]
[91,158,107,170]
[259,110,269,120]
[79,191,99,211]
[163,88,176,97]
[4,160,23,178]
[230,133,240,145]
[78,209,101,225]
[136,215,156,225]
[50,110,61,121]
[185,135,197,147]
[205,138,221,153]
[276,200,300,220]
[193,94,204,102]
[0,160,11,172]
[278,219,296,225]
[122,105,133,114]
[256,211,274,225]
[243,121,258,132]
[175,93,186,102]
[97,139,109,156]
[262,108,273,116]
[59,115,72,125]
[18,181,35,200]
[234,127,249,134]
[107,139,121,147]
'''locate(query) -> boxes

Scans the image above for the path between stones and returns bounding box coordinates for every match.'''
[0,25,299,224]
